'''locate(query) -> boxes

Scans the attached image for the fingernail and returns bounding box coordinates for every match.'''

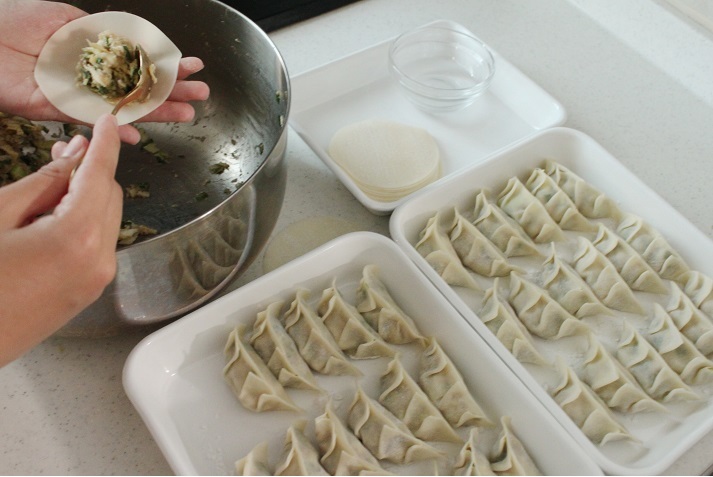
[100,113,118,127]
[61,135,87,159]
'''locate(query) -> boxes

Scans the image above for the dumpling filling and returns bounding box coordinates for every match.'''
[76,31,154,101]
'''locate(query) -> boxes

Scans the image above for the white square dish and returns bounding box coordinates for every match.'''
[289,20,566,215]
[123,231,601,475]
[389,127,713,475]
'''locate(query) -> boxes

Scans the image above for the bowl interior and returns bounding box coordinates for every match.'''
[69,0,290,242]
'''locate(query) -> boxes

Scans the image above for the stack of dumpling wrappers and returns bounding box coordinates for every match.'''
[328,119,441,202]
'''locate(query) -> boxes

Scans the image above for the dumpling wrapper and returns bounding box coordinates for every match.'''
[328,119,440,202]
[34,11,181,126]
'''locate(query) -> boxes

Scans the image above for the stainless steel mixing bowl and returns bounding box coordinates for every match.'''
[59,0,289,337]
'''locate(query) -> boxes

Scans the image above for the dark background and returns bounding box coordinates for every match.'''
[218,0,361,31]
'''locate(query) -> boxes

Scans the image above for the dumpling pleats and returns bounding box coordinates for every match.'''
[616,324,700,403]
[576,332,665,414]
[449,208,521,277]
[616,213,690,282]
[646,304,713,385]
[223,324,300,413]
[284,289,361,377]
[591,224,668,294]
[571,237,644,314]
[419,337,492,428]
[507,273,589,340]
[666,284,713,358]
[525,167,597,233]
[250,300,321,391]
[479,280,549,366]
[318,281,395,359]
[472,190,541,258]
[235,441,271,476]
[497,176,566,243]
[416,212,481,290]
[452,427,495,476]
[314,400,386,476]
[347,386,441,464]
[379,355,462,443]
[544,160,623,222]
[274,421,329,476]
[679,270,713,318]
[490,416,542,476]
[356,265,424,345]
[550,359,636,445]
[541,245,611,318]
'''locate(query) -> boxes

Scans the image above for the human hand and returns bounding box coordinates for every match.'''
[0,0,210,144]
[0,114,122,366]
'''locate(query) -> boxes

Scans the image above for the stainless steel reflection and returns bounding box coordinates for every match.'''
[59,0,289,337]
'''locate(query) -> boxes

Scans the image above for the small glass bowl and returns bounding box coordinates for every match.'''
[388,24,496,113]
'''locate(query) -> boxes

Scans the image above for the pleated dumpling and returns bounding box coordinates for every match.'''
[283,289,361,376]
[356,265,424,345]
[646,304,713,385]
[274,421,329,476]
[490,416,542,476]
[571,237,644,314]
[679,270,713,318]
[415,211,481,290]
[419,337,492,428]
[223,324,300,413]
[544,160,623,221]
[616,323,700,403]
[479,280,548,366]
[616,213,690,282]
[550,359,636,445]
[497,176,566,243]
[449,208,521,277]
[507,273,589,340]
[235,441,271,476]
[576,332,665,414]
[525,167,597,233]
[590,224,668,294]
[249,301,321,391]
[472,190,541,258]
[317,281,395,360]
[379,355,461,443]
[314,400,386,476]
[452,427,495,476]
[347,386,441,464]
[666,284,713,357]
[541,245,611,318]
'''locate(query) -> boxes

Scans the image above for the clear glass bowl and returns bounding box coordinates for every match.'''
[388,25,496,113]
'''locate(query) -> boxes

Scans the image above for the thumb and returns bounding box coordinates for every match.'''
[0,135,88,230]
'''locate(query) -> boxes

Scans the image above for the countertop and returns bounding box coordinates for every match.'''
[2,0,713,474]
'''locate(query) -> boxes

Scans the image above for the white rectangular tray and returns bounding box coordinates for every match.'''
[289,20,566,215]
[389,127,713,475]
[123,231,601,475]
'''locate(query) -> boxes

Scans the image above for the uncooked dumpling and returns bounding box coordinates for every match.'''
[328,119,440,202]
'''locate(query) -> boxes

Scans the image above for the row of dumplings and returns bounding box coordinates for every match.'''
[222,265,541,475]
[413,159,713,447]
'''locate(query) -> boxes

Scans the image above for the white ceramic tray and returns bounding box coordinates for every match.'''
[289,20,566,215]
[389,127,713,475]
[123,232,601,475]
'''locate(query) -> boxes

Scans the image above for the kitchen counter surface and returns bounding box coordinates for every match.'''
[2,0,713,474]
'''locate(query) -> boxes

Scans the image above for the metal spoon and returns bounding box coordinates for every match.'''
[70,45,154,182]
[111,45,154,116]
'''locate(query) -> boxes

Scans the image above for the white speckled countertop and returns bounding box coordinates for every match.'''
[2,0,713,474]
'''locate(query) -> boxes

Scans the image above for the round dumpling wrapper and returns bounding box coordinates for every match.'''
[34,11,181,126]
[328,119,440,200]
